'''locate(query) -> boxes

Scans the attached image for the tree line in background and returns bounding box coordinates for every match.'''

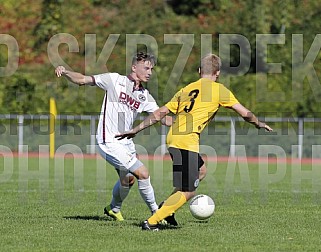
[0,0,320,117]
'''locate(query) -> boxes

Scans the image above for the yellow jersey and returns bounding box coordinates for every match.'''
[165,78,239,152]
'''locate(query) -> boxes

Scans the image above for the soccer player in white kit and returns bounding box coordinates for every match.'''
[55,52,171,221]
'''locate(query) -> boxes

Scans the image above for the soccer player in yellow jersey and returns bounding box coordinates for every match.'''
[116,53,273,231]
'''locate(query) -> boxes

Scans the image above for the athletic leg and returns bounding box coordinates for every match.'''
[199,164,207,181]
[131,165,158,213]
[146,148,201,226]
[109,172,135,213]
[167,163,206,196]
[98,142,158,215]
[98,143,135,220]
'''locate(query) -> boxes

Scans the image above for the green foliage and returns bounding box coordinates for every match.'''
[167,0,218,16]
[1,0,321,116]
[33,0,63,48]
[1,74,41,114]
[0,48,4,68]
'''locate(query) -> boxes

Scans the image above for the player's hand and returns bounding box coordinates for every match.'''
[55,66,66,77]
[263,124,273,132]
[115,130,137,140]
[257,121,273,132]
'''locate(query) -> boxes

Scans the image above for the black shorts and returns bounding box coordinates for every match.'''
[168,147,204,192]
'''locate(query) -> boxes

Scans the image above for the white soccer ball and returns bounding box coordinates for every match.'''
[189,194,215,220]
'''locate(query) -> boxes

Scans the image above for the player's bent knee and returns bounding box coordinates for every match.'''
[128,176,135,186]
[132,166,149,180]
[120,176,135,187]
[199,165,207,181]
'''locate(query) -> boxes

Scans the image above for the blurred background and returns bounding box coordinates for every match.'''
[0,0,321,157]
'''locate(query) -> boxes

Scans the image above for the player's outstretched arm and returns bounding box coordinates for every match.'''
[55,66,95,86]
[231,103,273,132]
[115,106,170,140]
[160,115,173,127]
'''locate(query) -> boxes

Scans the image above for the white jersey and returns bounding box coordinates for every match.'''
[93,73,159,144]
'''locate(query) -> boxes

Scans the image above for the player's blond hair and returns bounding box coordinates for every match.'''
[200,54,221,75]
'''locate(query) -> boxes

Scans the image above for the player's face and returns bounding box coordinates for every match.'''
[133,60,154,82]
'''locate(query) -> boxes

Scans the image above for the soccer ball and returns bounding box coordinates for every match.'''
[189,194,215,220]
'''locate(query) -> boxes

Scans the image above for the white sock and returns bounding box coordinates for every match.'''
[110,180,131,213]
[138,176,158,213]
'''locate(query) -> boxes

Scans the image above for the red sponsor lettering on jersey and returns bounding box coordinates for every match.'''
[119,92,141,111]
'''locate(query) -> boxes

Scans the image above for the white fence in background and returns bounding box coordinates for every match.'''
[0,114,320,159]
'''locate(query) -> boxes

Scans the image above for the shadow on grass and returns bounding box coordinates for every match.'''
[159,225,181,230]
[190,220,210,224]
[63,215,110,222]
[132,221,181,230]
[63,216,181,230]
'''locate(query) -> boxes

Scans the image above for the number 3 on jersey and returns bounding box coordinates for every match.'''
[184,89,200,113]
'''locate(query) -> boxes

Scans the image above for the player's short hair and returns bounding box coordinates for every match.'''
[200,54,221,75]
[132,52,156,66]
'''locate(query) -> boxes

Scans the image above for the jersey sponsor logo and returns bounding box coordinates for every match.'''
[138,94,146,102]
[119,92,141,111]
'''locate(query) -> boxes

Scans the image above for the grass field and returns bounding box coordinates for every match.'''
[1,155,321,251]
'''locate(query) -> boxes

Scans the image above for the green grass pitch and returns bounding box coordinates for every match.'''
[0,155,321,251]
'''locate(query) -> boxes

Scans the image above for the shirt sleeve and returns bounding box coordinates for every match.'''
[142,91,159,113]
[92,73,119,91]
[165,88,183,114]
[219,84,239,107]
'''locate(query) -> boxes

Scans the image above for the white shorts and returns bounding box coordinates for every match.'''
[97,142,143,175]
